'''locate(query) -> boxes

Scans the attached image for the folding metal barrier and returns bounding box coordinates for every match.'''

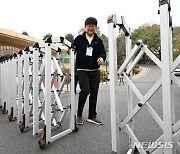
[18,45,55,132]
[0,61,4,110]
[32,45,45,136]
[8,53,18,121]
[17,47,37,131]
[0,61,1,108]
[108,1,180,154]
[0,59,4,111]
[33,37,79,149]
[1,58,8,114]
[18,49,33,131]
[31,42,67,136]
[0,39,79,150]
[108,14,135,154]
[0,54,18,116]
[17,42,70,138]
[17,50,23,123]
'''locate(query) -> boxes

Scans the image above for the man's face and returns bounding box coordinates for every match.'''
[84,24,97,36]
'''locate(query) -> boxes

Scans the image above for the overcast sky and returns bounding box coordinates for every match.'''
[1,0,179,39]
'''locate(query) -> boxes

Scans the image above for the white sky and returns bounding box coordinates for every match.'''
[1,0,179,39]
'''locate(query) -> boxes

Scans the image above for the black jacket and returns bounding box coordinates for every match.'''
[73,32,106,69]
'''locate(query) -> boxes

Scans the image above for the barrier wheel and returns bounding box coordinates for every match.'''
[8,115,13,121]
[146,151,150,154]
[19,124,25,132]
[74,123,79,132]
[2,109,7,114]
[38,139,46,149]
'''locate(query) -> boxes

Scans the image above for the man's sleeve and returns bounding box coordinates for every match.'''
[99,39,106,61]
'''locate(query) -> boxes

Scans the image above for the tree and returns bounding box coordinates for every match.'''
[78,28,84,35]
[100,34,108,51]
[132,24,180,62]
[131,24,161,64]
[43,33,52,40]
[116,33,126,67]
[132,24,160,51]
[96,26,101,37]
[173,27,180,52]
[65,33,74,43]
[22,31,28,36]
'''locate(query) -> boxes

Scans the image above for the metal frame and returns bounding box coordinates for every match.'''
[0,54,18,118]
[17,44,58,134]
[17,51,23,123]
[18,47,40,132]
[108,1,179,153]
[38,37,78,149]
[1,59,8,114]
[18,45,46,134]
[0,61,1,107]
[32,42,64,135]
[22,50,31,129]
[160,1,174,154]
[108,14,135,153]
[8,54,18,121]
[32,46,41,135]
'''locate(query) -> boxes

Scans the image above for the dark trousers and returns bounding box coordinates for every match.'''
[77,70,100,118]
[74,74,78,94]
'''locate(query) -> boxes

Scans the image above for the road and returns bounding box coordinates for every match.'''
[0,65,180,154]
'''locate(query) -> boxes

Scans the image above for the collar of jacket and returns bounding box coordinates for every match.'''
[82,32,98,39]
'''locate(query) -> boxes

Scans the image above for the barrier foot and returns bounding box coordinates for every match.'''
[38,139,46,149]
[38,126,46,149]
[8,107,16,121]
[19,114,25,132]
[73,116,79,132]
[2,102,7,114]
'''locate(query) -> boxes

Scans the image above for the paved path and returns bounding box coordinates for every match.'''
[1,65,180,154]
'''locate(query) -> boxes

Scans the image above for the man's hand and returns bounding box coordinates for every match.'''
[97,57,104,65]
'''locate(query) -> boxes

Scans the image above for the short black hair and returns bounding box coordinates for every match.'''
[85,17,97,26]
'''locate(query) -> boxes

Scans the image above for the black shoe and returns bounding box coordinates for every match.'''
[76,116,83,125]
[87,118,103,125]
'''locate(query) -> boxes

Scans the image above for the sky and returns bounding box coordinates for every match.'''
[0,0,180,40]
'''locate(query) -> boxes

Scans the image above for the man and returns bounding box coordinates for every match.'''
[74,62,78,94]
[73,17,106,125]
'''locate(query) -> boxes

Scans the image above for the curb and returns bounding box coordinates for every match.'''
[133,66,150,80]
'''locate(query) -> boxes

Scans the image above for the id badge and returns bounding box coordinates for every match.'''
[86,47,93,56]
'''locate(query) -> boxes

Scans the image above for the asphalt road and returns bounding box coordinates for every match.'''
[1,65,180,154]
